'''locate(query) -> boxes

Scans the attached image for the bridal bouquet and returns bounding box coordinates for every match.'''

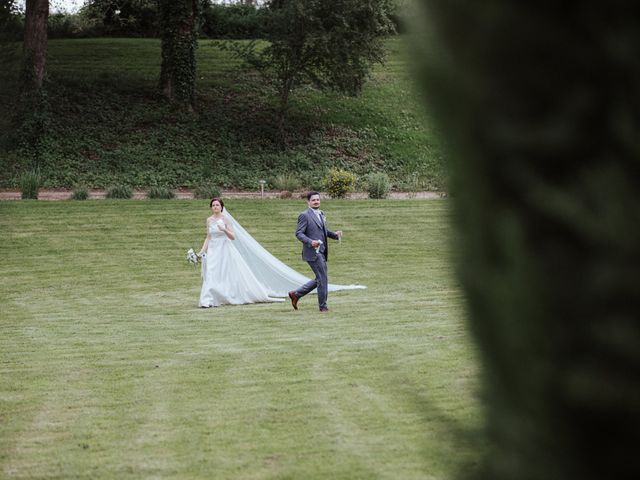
[186,248,200,265]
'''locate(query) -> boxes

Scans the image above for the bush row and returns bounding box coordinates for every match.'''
[4,4,404,40]
[17,170,397,200]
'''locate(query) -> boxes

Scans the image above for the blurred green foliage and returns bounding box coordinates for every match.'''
[419,1,640,479]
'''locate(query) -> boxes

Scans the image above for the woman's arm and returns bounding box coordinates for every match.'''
[219,218,235,240]
[198,220,210,255]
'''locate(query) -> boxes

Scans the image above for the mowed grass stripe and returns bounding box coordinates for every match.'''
[0,199,482,479]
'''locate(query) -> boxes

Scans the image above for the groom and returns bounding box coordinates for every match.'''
[289,191,342,312]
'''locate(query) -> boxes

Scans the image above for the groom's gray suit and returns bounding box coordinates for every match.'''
[293,207,340,310]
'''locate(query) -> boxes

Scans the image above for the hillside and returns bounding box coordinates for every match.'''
[0,37,445,191]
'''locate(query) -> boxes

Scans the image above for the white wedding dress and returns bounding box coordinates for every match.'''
[198,211,365,307]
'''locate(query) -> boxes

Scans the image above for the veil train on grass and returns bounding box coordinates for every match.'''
[221,210,366,298]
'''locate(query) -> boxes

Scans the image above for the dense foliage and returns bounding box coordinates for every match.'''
[200,3,269,39]
[0,0,21,41]
[3,1,405,40]
[228,0,395,140]
[419,1,640,479]
[0,37,444,191]
[76,0,159,38]
[0,2,263,40]
[0,1,21,106]
[158,0,199,109]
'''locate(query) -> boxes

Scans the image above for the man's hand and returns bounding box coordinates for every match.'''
[336,230,343,239]
[311,240,321,248]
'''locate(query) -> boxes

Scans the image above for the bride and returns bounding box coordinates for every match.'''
[197,198,364,308]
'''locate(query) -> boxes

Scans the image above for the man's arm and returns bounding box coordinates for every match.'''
[295,213,314,246]
[326,218,342,241]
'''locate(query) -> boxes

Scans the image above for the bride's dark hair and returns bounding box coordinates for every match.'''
[210,197,224,211]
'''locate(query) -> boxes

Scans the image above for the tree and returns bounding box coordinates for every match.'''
[231,0,394,142]
[418,1,640,479]
[0,0,22,74]
[15,0,50,159]
[0,0,21,41]
[79,0,159,37]
[22,0,48,91]
[158,0,199,111]
[0,0,22,141]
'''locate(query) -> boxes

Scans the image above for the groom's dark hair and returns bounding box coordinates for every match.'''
[306,191,320,200]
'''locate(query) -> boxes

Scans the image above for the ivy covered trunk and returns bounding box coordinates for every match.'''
[158,0,198,111]
[21,0,48,92]
[419,2,640,480]
[18,0,49,157]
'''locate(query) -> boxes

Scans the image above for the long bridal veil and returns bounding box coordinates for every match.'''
[223,210,366,298]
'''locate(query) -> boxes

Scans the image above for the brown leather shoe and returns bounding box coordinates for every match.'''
[288,291,299,310]
[319,307,329,313]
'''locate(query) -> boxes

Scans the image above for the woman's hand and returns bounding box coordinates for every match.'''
[220,221,235,239]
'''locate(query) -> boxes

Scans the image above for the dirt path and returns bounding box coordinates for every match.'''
[0,188,445,201]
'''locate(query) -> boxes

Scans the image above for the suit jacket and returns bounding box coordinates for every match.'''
[296,208,339,262]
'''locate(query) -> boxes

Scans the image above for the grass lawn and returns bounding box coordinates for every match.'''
[0,37,445,190]
[0,199,482,479]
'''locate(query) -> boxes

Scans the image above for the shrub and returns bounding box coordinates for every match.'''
[400,172,436,198]
[271,173,301,192]
[79,1,158,38]
[194,184,221,200]
[402,173,421,198]
[71,187,89,200]
[324,168,356,199]
[106,185,132,199]
[201,4,267,39]
[19,170,41,199]
[366,172,391,199]
[146,186,175,199]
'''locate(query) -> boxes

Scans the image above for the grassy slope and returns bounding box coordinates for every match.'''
[0,199,481,479]
[0,37,445,190]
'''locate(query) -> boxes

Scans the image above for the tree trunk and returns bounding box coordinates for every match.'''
[420,1,640,480]
[17,0,49,157]
[21,0,48,92]
[158,0,199,111]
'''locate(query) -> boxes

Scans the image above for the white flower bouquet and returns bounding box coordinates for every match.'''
[186,248,201,265]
